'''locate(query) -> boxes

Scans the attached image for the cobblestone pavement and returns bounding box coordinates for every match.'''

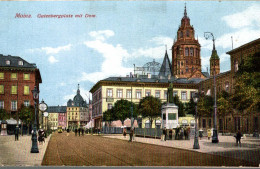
[42,132,257,166]
[104,134,260,166]
[0,134,51,166]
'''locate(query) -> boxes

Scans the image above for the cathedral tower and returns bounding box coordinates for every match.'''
[210,43,220,76]
[172,4,202,78]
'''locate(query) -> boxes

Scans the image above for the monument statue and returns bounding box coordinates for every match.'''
[167,83,174,103]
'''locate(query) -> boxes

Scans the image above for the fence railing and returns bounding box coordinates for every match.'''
[135,128,162,138]
[102,127,123,134]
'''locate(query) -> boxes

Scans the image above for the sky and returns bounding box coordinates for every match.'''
[0,1,259,106]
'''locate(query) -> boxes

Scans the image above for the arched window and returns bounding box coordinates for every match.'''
[180,31,183,38]
[190,48,194,56]
[225,81,229,92]
[185,47,189,56]
[181,61,183,66]
[186,30,189,37]
[145,120,151,128]
[186,66,189,72]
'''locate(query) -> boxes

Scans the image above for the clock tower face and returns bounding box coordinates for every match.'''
[39,103,47,112]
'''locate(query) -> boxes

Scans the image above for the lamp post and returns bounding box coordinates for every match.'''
[204,32,219,143]
[129,72,134,142]
[193,92,200,149]
[31,86,39,153]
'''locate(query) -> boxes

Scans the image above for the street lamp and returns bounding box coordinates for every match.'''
[204,32,219,143]
[31,86,39,153]
[193,92,200,149]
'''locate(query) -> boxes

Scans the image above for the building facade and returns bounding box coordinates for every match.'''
[44,106,66,130]
[0,54,42,125]
[67,85,88,129]
[90,76,199,129]
[198,38,260,134]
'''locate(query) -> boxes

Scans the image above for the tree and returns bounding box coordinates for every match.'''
[138,96,161,128]
[185,98,196,116]
[231,52,260,113]
[217,90,232,133]
[197,93,214,117]
[0,109,9,120]
[173,95,185,117]
[103,108,115,126]
[19,104,34,135]
[107,99,138,125]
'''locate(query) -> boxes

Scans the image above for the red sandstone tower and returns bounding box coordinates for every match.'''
[172,4,203,78]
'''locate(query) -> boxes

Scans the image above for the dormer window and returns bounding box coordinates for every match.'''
[6,60,10,65]
[18,61,23,66]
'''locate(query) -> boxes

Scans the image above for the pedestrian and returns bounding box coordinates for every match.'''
[236,130,242,147]
[163,127,167,141]
[129,127,133,142]
[184,128,187,140]
[78,128,81,136]
[123,128,127,138]
[81,128,84,136]
[207,129,211,140]
[75,128,78,136]
[14,126,19,141]
[133,127,135,141]
[169,129,172,140]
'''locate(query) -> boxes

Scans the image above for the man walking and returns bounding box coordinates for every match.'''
[236,130,242,147]
[75,128,78,136]
[81,128,84,136]
[14,126,19,141]
[129,127,133,142]
[78,128,81,136]
[163,127,167,141]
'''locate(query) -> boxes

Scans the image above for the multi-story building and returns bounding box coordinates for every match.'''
[43,106,66,130]
[57,106,67,129]
[0,54,42,125]
[67,85,88,129]
[198,38,260,134]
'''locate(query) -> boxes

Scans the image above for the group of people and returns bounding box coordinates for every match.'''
[123,127,135,142]
[162,126,191,141]
[74,128,85,136]
[38,129,46,144]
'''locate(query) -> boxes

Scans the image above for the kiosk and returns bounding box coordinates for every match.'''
[1,120,7,136]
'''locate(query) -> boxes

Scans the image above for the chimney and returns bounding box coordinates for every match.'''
[147,73,151,79]
[167,74,171,80]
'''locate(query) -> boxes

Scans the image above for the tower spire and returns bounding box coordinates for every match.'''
[184,2,187,17]
[77,84,80,94]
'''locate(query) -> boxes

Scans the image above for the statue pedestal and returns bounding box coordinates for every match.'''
[161,103,178,129]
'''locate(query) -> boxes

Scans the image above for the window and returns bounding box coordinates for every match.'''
[136,90,142,99]
[173,91,178,97]
[0,72,4,79]
[6,60,10,65]
[225,81,229,92]
[117,89,123,98]
[0,101,4,109]
[185,48,189,56]
[126,90,132,98]
[164,90,167,99]
[0,85,4,94]
[180,31,183,38]
[155,120,161,129]
[186,67,189,72]
[11,86,17,94]
[190,48,194,56]
[11,101,17,111]
[24,100,30,107]
[145,120,151,128]
[11,73,17,80]
[24,86,29,95]
[203,119,206,128]
[181,91,187,100]
[190,91,196,99]
[107,89,113,97]
[186,30,189,37]
[108,103,112,110]
[155,91,160,98]
[168,113,176,120]
[23,73,30,80]
[145,90,151,97]
[18,61,23,66]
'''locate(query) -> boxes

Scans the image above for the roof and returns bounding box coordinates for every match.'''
[201,72,210,78]
[47,106,67,113]
[199,70,231,82]
[0,54,37,68]
[90,76,203,93]
[210,49,219,60]
[159,51,173,77]
[226,38,260,54]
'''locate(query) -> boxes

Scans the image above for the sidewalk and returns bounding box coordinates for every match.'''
[104,135,260,165]
[0,134,51,166]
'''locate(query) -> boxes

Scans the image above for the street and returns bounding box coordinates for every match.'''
[42,132,257,166]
